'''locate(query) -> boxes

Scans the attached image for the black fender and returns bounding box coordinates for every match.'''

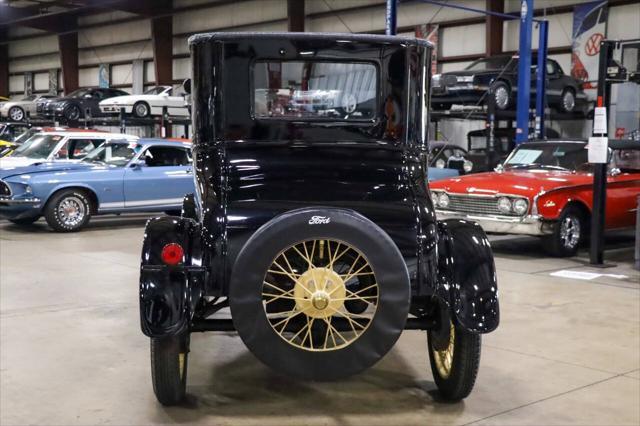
[139,216,204,338]
[436,219,499,333]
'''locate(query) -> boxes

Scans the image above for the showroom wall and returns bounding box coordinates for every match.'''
[5,0,640,98]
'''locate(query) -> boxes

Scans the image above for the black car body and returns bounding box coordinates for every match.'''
[432,55,588,113]
[138,32,499,406]
[42,88,129,121]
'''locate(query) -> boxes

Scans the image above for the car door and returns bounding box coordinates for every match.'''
[123,145,193,209]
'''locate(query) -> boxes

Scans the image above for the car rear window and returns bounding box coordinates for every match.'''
[253,61,377,120]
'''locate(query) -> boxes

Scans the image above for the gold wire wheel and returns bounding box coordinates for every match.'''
[262,239,379,352]
[433,322,455,379]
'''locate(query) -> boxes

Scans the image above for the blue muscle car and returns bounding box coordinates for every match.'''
[0,138,194,231]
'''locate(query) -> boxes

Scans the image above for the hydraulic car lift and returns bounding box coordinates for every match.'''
[387,0,549,144]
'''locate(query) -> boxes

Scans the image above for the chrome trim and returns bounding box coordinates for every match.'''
[430,190,530,216]
[436,210,552,236]
[0,196,41,205]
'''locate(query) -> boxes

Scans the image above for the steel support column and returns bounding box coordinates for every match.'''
[535,20,548,139]
[386,0,397,36]
[515,0,533,144]
[287,0,305,32]
[590,40,614,265]
[152,15,173,86]
[486,0,504,56]
[58,32,78,95]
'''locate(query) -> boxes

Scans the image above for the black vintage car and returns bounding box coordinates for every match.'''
[139,32,499,406]
[432,54,588,113]
[42,87,128,121]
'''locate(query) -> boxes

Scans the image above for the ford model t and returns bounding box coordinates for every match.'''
[139,32,500,406]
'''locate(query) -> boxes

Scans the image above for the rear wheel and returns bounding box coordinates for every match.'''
[542,206,584,257]
[44,189,92,232]
[150,333,189,406]
[229,208,410,380]
[559,88,576,113]
[490,81,511,110]
[428,319,481,401]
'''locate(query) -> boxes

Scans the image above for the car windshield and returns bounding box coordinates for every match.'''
[11,134,64,159]
[253,61,377,120]
[504,142,588,171]
[465,56,514,71]
[82,140,140,166]
[13,128,39,144]
[144,86,169,95]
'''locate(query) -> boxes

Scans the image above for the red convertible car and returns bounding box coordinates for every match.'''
[429,139,640,256]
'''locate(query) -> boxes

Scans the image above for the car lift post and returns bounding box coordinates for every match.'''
[535,20,548,139]
[589,40,614,266]
[515,0,533,144]
[119,107,126,134]
[386,0,397,35]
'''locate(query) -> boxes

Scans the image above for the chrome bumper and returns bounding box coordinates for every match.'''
[436,210,554,236]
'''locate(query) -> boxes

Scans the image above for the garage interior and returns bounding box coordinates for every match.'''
[1,1,639,425]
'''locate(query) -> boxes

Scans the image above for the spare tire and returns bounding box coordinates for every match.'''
[229,207,410,380]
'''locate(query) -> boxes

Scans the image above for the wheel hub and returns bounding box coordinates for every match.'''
[294,267,346,319]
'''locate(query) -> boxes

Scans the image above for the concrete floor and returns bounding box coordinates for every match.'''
[1,215,639,426]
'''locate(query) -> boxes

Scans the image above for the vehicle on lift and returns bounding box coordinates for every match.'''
[0,122,32,144]
[0,94,57,122]
[42,88,129,121]
[99,85,190,118]
[139,32,500,406]
[431,55,588,114]
[0,128,137,168]
[0,138,194,231]
[466,127,560,172]
[428,141,472,179]
[430,139,640,257]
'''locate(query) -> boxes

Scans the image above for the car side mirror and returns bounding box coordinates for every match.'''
[494,163,504,172]
[131,160,146,169]
[182,78,191,95]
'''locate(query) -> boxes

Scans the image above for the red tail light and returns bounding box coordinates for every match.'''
[161,243,184,266]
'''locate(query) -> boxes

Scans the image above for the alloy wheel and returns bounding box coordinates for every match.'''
[560,215,580,249]
[494,86,509,110]
[562,91,575,112]
[9,107,24,121]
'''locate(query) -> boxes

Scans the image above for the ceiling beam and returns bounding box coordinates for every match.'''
[59,30,79,95]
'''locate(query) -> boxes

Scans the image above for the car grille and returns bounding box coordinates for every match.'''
[444,194,521,217]
[0,181,11,197]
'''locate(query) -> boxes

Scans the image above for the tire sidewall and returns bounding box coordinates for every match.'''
[134,102,149,118]
[9,106,25,121]
[491,81,510,110]
[229,208,411,380]
[64,104,81,121]
[45,190,92,232]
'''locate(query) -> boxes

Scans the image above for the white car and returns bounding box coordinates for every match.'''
[0,129,139,169]
[0,94,57,121]
[99,86,189,118]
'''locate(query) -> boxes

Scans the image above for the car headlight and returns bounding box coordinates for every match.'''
[432,74,442,88]
[497,197,512,213]
[463,160,473,173]
[435,158,446,168]
[438,193,450,208]
[431,192,439,206]
[513,198,528,215]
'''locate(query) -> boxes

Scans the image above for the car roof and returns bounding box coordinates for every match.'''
[137,138,192,146]
[189,31,433,48]
[37,129,138,138]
